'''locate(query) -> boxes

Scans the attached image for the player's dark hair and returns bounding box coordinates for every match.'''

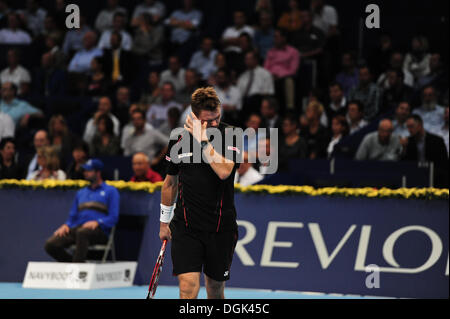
[191,87,221,116]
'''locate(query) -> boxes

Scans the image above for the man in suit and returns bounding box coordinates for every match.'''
[102,31,133,86]
[403,114,448,187]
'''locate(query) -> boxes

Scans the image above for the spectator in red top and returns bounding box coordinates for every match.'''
[130,152,162,182]
[264,29,300,111]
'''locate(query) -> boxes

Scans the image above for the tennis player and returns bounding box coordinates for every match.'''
[159,87,241,299]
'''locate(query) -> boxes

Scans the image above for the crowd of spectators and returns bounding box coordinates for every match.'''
[0,0,448,187]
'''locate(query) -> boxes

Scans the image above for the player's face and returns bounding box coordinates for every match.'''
[198,108,221,128]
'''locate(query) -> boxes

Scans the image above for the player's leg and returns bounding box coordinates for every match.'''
[204,274,225,299]
[178,272,201,299]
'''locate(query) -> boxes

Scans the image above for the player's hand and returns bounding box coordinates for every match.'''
[159,223,172,242]
[82,220,99,230]
[54,224,69,237]
[184,112,208,143]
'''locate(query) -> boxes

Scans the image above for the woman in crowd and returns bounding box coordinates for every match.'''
[28,146,66,180]
[65,141,89,180]
[140,71,161,105]
[90,114,121,157]
[48,114,78,170]
[87,56,110,98]
[279,113,308,168]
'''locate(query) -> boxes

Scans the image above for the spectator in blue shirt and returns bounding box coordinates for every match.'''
[44,159,120,262]
[0,82,42,126]
[62,15,92,55]
[68,31,103,74]
[188,36,218,80]
[253,10,275,60]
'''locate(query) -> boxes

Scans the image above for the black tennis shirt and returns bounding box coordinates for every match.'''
[165,122,241,232]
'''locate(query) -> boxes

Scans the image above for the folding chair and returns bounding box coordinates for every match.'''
[69,226,116,263]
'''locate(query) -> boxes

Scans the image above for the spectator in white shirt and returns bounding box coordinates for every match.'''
[327,115,349,158]
[25,129,50,179]
[234,151,264,186]
[413,86,445,134]
[404,36,431,83]
[160,55,186,93]
[147,81,182,129]
[0,12,32,44]
[0,48,31,95]
[0,110,14,140]
[16,0,47,36]
[237,51,274,98]
[95,0,127,32]
[214,68,242,125]
[221,11,255,53]
[98,12,132,51]
[310,0,338,36]
[189,36,218,80]
[131,0,166,26]
[346,100,368,135]
[83,97,120,144]
[392,101,412,140]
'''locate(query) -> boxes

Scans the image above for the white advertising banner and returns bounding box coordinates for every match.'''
[22,262,137,289]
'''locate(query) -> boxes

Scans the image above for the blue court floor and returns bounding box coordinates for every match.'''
[0,283,388,299]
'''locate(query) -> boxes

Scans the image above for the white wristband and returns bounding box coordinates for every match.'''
[160,203,175,223]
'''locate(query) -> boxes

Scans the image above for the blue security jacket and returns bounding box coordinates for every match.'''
[65,182,120,236]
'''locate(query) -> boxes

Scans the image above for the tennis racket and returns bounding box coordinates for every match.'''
[146,239,168,299]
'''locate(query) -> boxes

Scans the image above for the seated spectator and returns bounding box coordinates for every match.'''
[376,51,414,89]
[131,0,166,26]
[403,114,448,187]
[121,103,154,149]
[279,113,308,166]
[62,14,91,55]
[16,0,47,36]
[382,69,414,113]
[95,0,127,33]
[227,32,254,76]
[325,82,347,126]
[158,106,181,137]
[300,101,330,159]
[0,82,43,127]
[65,141,89,180]
[83,96,120,144]
[355,119,402,161]
[435,106,449,155]
[68,31,103,74]
[33,51,67,97]
[189,36,218,81]
[140,71,161,106]
[348,66,383,120]
[234,151,264,186]
[48,114,78,168]
[327,115,349,158]
[113,86,131,128]
[335,52,359,97]
[98,12,132,51]
[164,0,203,66]
[277,0,303,32]
[237,51,274,114]
[207,52,229,86]
[24,129,49,179]
[160,55,186,93]
[146,82,182,129]
[175,68,200,108]
[130,152,162,182]
[123,109,168,164]
[290,10,325,61]
[311,0,338,37]
[392,101,412,139]
[252,0,273,25]
[0,12,31,44]
[90,114,121,157]
[264,29,300,110]
[221,10,254,53]
[253,10,275,61]
[131,13,164,67]
[0,137,22,179]
[413,86,445,134]
[0,49,31,95]
[416,53,448,95]
[243,113,266,153]
[28,146,66,180]
[86,56,109,98]
[346,100,368,135]
[0,110,14,140]
[214,68,242,126]
[44,159,119,263]
[404,36,431,83]
[102,31,133,85]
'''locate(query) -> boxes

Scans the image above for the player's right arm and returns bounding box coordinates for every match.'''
[159,173,178,242]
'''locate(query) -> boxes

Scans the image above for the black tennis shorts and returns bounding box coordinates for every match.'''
[169,220,238,282]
